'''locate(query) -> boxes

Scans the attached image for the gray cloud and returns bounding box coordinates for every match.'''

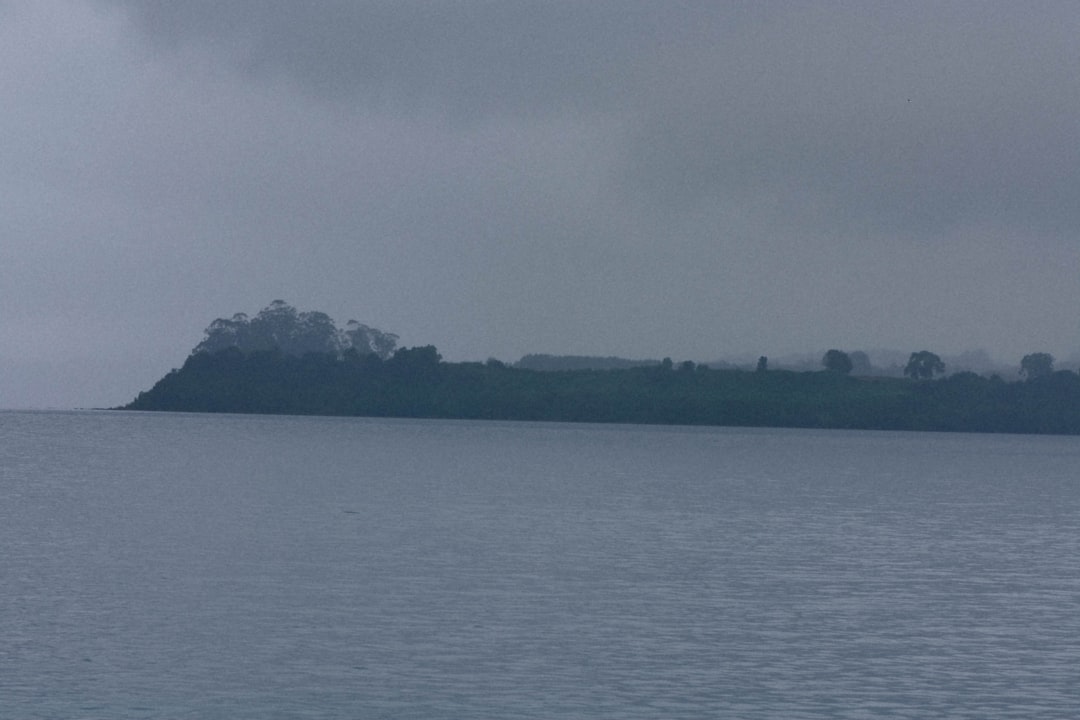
[620,3,1080,236]
[103,0,687,117]
[106,1,1080,234]
[3,1,1080,408]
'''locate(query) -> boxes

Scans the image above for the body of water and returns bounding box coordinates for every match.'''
[2,410,1079,718]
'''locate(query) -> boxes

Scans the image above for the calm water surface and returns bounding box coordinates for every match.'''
[2,410,1079,718]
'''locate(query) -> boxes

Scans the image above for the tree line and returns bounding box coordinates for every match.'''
[818,347,1059,381]
[121,302,1080,434]
[123,343,1080,435]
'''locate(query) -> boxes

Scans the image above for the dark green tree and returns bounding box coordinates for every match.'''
[387,345,442,375]
[1019,352,1054,381]
[904,350,945,380]
[192,313,250,355]
[343,319,399,360]
[822,349,853,375]
[756,356,768,373]
[191,300,397,360]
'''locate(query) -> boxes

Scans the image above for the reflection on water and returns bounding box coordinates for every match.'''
[3,411,1080,718]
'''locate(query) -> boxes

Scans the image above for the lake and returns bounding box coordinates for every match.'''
[2,410,1079,718]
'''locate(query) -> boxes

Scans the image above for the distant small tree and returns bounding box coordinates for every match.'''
[822,349,853,375]
[1019,352,1054,381]
[904,350,945,380]
[848,350,872,376]
[756,356,768,373]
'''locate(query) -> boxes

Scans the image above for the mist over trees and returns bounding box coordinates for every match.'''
[517,354,661,371]
[182,303,1069,386]
[192,300,398,360]
[515,347,1048,379]
[122,302,1080,435]
[125,341,1080,435]
[848,351,872,376]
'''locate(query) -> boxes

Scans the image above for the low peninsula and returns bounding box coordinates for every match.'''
[122,302,1080,435]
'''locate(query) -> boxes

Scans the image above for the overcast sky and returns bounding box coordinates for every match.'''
[3,1,1080,408]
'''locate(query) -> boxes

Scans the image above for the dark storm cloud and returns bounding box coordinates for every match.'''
[621,3,1080,236]
[105,1,1080,236]
[104,0,698,116]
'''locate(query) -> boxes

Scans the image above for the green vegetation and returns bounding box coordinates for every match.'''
[1020,352,1054,381]
[122,345,1080,435]
[193,299,399,360]
[904,350,946,380]
[122,302,1080,434]
[822,349,854,375]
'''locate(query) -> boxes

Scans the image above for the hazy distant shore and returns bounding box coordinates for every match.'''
[122,347,1080,436]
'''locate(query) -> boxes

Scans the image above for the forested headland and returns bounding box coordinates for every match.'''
[122,302,1080,435]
